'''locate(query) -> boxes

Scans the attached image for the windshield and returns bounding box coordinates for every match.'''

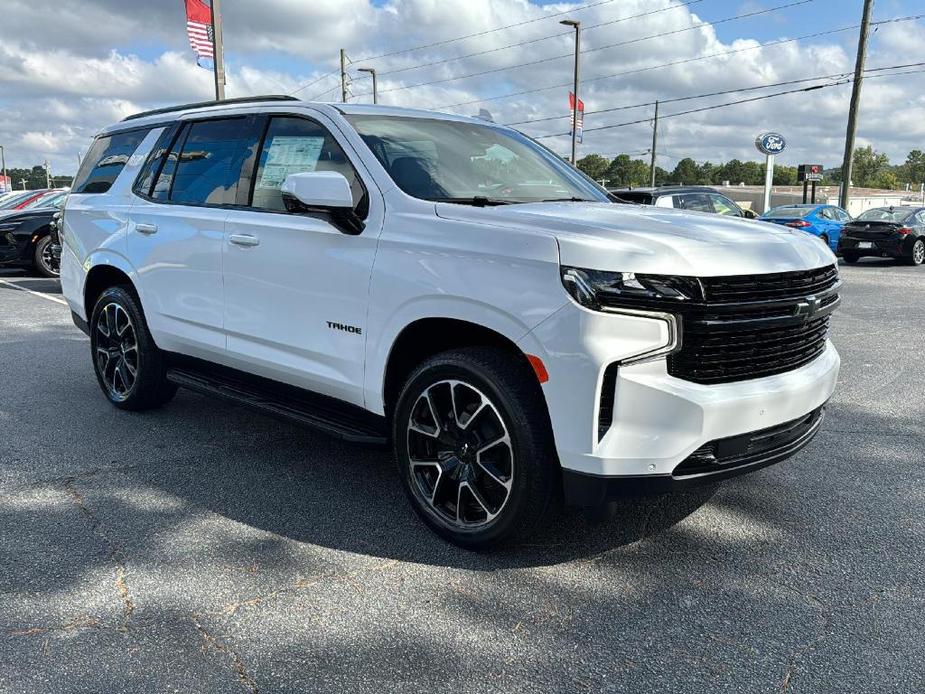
[0,192,35,209]
[764,206,813,218]
[856,207,915,223]
[346,115,608,204]
[22,192,66,210]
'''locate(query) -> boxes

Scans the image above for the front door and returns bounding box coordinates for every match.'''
[222,113,383,407]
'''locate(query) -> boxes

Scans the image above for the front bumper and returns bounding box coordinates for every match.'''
[562,405,825,507]
[517,302,840,496]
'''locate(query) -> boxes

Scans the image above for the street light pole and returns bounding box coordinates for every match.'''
[358,67,378,104]
[0,145,6,192]
[560,19,581,166]
[649,100,659,186]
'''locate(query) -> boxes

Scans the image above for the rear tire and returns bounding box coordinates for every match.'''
[90,286,177,411]
[33,235,59,278]
[907,239,925,266]
[392,347,559,550]
[842,253,859,264]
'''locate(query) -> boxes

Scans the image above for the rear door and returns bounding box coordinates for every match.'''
[221,112,383,406]
[127,115,262,358]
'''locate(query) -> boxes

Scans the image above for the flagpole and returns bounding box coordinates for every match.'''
[210,0,226,100]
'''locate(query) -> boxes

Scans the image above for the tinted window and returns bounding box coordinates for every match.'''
[836,209,851,222]
[677,193,713,213]
[252,117,365,211]
[71,129,149,194]
[611,191,653,204]
[856,207,915,223]
[169,118,256,205]
[819,207,835,220]
[709,194,741,216]
[764,205,813,218]
[134,126,174,197]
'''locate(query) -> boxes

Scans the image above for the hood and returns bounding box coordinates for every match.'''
[435,201,835,276]
[0,207,56,224]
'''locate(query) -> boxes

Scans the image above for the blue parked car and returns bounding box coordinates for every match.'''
[759,204,851,252]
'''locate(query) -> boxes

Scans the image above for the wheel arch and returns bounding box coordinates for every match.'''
[83,260,139,321]
[380,317,545,419]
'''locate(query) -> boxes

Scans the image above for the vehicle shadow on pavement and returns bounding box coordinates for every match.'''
[63,388,717,571]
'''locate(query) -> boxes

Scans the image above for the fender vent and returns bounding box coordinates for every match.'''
[597,363,619,441]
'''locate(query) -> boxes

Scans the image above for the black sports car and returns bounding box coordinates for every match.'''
[0,200,63,277]
[838,206,925,266]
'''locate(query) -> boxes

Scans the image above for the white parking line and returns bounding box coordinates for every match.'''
[0,278,68,306]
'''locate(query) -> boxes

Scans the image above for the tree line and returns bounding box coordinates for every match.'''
[578,147,925,191]
[2,165,73,191]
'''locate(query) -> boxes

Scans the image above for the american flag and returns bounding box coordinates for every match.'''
[185,0,215,69]
[569,92,585,144]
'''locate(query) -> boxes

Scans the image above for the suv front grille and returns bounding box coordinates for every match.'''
[667,266,839,385]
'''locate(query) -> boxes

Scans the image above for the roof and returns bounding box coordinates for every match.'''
[609,185,717,195]
[108,96,494,135]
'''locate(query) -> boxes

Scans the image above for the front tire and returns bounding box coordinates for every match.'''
[907,239,925,266]
[393,347,559,549]
[33,235,59,277]
[90,286,177,410]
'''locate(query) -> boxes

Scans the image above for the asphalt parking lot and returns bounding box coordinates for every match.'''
[0,261,922,694]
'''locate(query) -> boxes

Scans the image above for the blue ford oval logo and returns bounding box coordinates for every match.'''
[755,132,786,155]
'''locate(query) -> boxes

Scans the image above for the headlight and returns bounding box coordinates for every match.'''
[560,266,703,311]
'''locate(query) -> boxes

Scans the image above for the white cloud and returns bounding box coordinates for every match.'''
[0,0,922,175]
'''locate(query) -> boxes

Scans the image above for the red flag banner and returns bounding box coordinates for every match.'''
[569,92,585,143]
[185,0,215,69]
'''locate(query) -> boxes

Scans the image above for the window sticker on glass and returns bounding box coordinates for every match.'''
[257,136,325,189]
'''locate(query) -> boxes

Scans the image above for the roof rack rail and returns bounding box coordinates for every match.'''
[122,95,300,122]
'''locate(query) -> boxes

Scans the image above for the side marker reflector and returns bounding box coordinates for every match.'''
[526,354,549,384]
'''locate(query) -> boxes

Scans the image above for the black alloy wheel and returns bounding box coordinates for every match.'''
[394,348,559,549]
[90,286,177,410]
[406,378,514,529]
[33,236,59,277]
[94,302,139,402]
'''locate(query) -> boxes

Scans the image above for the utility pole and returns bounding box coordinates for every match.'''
[340,49,348,103]
[211,0,226,100]
[44,160,51,188]
[560,19,581,165]
[358,67,377,104]
[839,0,873,210]
[0,145,6,193]
[20,178,27,190]
[649,100,659,186]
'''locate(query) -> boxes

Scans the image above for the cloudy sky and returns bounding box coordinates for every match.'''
[0,0,922,177]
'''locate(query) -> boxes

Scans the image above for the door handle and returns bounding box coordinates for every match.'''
[136,223,158,235]
[229,234,260,247]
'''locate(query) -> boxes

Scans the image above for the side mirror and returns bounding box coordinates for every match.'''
[280,171,364,235]
[741,208,759,220]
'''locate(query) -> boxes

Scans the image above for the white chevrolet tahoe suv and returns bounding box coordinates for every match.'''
[60,96,840,548]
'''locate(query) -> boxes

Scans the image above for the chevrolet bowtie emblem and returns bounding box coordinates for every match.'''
[794,296,822,317]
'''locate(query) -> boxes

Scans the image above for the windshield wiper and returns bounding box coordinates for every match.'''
[540,196,595,203]
[432,196,514,207]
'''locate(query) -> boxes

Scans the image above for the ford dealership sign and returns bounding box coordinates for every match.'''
[755,132,786,156]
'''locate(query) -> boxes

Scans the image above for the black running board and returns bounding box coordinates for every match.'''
[166,360,388,446]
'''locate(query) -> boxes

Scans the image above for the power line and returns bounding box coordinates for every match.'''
[290,0,629,95]
[371,0,812,92]
[531,64,925,140]
[506,72,850,126]
[437,15,921,110]
[515,59,925,130]
[375,0,706,78]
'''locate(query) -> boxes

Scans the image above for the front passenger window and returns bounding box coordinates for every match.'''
[678,193,713,213]
[709,194,741,216]
[252,117,366,213]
